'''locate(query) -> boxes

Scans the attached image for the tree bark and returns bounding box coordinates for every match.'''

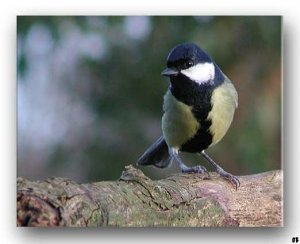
[17,165,283,227]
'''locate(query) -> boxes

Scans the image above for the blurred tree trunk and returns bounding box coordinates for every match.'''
[17,165,282,227]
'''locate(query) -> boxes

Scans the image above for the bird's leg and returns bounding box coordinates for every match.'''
[200,150,240,189]
[169,148,208,174]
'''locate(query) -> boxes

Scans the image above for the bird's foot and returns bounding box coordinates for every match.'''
[215,168,240,190]
[200,151,240,190]
[180,165,209,177]
[170,148,210,176]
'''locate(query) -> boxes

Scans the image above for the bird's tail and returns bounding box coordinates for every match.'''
[137,136,171,168]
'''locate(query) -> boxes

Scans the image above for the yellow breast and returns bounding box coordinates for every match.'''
[207,78,238,146]
[162,90,200,149]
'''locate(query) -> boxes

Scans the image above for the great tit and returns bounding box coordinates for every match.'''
[137,43,240,189]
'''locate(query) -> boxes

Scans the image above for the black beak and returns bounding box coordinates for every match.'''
[161,68,179,77]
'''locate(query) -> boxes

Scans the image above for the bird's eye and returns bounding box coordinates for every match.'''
[186,60,194,68]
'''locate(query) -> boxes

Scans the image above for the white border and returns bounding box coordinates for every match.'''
[1,1,299,244]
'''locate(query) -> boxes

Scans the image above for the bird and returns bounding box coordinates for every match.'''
[137,42,240,189]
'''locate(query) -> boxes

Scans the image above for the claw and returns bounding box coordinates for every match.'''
[193,165,206,174]
[193,165,210,177]
[219,171,240,190]
[200,151,240,190]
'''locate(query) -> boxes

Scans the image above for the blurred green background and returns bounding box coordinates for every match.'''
[17,16,281,182]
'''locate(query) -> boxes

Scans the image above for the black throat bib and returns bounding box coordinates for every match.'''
[169,74,219,153]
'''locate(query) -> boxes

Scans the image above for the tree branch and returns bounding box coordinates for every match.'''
[17,165,282,227]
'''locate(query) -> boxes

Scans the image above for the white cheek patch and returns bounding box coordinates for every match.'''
[181,62,215,85]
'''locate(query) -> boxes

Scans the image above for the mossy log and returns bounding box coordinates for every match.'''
[17,165,282,227]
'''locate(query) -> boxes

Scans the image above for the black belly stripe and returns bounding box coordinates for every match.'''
[169,73,221,153]
[180,119,212,153]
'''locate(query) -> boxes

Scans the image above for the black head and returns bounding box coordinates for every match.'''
[168,43,211,69]
[161,43,222,86]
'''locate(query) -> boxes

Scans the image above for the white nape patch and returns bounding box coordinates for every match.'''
[181,62,215,85]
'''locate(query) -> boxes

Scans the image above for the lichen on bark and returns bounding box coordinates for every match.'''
[17,165,282,227]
